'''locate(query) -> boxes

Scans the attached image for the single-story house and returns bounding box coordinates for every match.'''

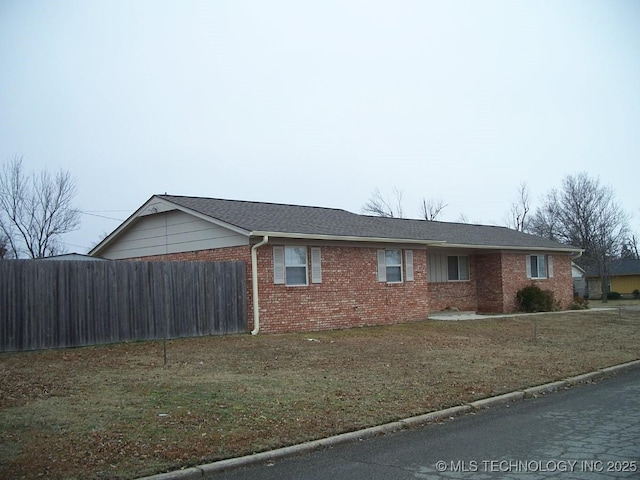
[585,259,640,298]
[90,195,582,334]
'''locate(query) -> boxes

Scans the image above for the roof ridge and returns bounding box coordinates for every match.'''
[158,194,354,214]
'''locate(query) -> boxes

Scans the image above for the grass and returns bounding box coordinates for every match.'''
[1,305,640,479]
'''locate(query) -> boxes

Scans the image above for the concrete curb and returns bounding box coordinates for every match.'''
[523,380,568,398]
[136,359,640,480]
[398,404,472,428]
[469,391,525,410]
[565,370,605,386]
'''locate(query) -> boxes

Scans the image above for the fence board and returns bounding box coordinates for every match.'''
[0,260,247,352]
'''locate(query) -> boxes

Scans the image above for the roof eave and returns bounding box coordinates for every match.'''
[438,243,583,253]
[249,231,447,246]
[250,232,582,253]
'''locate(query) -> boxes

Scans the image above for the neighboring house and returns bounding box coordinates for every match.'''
[572,262,587,298]
[90,195,582,334]
[585,259,640,298]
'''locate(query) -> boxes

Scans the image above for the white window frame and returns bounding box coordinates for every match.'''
[447,255,470,282]
[378,249,403,283]
[526,254,548,279]
[285,246,308,286]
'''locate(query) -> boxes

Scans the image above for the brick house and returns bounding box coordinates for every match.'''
[90,195,581,334]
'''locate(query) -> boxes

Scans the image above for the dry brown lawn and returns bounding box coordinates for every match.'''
[1,304,639,479]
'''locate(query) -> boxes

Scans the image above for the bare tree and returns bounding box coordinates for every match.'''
[621,234,639,259]
[420,197,447,221]
[505,182,531,232]
[362,187,404,218]
[0,233,8,259]
[527,172,630,300]
[0,155,81,258]
[457,212,469,223]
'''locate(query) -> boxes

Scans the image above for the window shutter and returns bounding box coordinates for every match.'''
[377,250,386,282]
[311,247,322,283]
[459,256,469,280]
[273,246,285,284]
[547,255,554,278]
[526,255,532,278]
[405,250,414,281]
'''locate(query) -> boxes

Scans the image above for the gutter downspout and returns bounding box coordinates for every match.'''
[251,235,269,335]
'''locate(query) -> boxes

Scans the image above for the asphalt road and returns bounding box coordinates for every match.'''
[208,368,640,479]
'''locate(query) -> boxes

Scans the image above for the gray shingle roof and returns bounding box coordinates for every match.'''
[585,259,640,277]
[159,194,579,251]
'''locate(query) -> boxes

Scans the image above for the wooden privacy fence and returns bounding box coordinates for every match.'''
[0,260,247,352]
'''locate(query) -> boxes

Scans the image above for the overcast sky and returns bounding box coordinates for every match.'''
[1,0,639,254]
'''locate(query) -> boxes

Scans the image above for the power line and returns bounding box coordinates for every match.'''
[79,211,125,221]
[82,210,131,212]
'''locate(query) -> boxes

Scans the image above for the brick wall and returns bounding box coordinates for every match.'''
[502,253,573,311]
[255,245,430,333]
[475,253,504,313]
[475,252,574,313]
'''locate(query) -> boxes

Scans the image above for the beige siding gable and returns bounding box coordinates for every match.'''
[138,198,177,216]
[100,210,248,259]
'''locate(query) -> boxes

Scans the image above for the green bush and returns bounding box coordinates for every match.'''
[568,296,589,310]
[607,291,621,300]
[633,289,640,299]
[516,284,556,313]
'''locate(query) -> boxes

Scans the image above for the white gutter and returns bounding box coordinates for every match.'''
[437,243,582,254]
[250,235,269,335]
[249,231,447,246]
[249,231,580,253]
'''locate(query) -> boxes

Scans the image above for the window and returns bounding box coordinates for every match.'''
[377,249,405,283]
[447,255,470,281]
[273,246,322,286]
[428,254,470,282]
[527,255,553,279]
[285,246,308,285]
[386,249,402,282]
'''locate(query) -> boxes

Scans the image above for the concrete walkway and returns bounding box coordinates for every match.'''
[428,307,620,321]
[137,359,640,480]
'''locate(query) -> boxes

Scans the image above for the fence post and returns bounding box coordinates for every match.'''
[163,337,167,367]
